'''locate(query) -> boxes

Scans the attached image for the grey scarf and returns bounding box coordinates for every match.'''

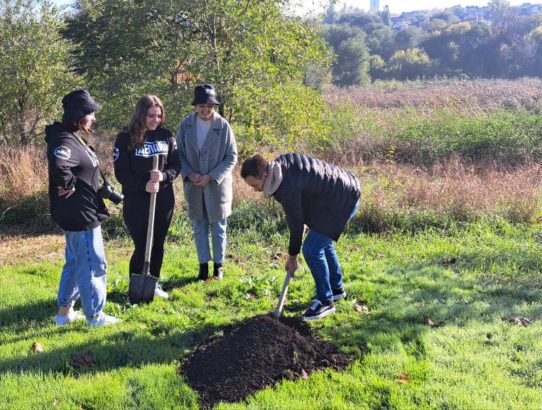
[263,161,283,198]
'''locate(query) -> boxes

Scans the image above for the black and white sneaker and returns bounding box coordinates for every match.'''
[331,287,347,301]
[303,300,336,321]
[213,263,224,280]
[310,288,347,303]
[198,263,209,281]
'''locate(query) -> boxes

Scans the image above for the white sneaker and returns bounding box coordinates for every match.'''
[55,310,85,326]
[154,284,169,299]
[87,312,121,327]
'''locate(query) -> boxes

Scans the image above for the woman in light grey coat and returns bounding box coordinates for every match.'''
[176,84,237,281]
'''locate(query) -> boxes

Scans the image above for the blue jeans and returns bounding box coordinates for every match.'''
[58,226,107,320]
[302,201,359,303]
[191,218,227,264]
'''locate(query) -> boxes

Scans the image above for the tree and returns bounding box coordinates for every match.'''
[337,10,382,29]
[369,54,386,80]
[489,0,512,30]
[529,26,542,75]
[65,0,330,149]
[381,5,391,27]
[0,0,81,145]
[423,18,448,34]
[323,24,370,86]
[385,48,433,80]
[366,25,396,60]
[394,26,426,52]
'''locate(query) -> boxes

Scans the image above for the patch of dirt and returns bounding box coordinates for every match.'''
[0,234,64,266]
[179,315,352,408]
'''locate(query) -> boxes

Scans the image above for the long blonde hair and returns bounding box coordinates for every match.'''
[125,95,165,149]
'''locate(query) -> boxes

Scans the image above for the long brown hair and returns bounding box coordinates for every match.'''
[124,95,165,149]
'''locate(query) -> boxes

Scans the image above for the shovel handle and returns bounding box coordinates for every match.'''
[274,270,293,318]
[143,155,159,276]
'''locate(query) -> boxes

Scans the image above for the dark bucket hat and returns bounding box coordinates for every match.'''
[62,89,101,122]
[192,84,219,105]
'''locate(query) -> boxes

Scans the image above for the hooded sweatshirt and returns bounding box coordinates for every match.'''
[45,122,109,231]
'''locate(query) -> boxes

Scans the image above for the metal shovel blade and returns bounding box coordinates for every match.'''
[129,154,160,305]
[129,270,157,304]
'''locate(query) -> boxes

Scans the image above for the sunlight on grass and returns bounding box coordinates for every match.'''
[1,221,542,408]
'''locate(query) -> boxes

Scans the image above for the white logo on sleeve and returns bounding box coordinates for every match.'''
[134,141,169,157]
[113,147,120,161]
[53,146,71,160]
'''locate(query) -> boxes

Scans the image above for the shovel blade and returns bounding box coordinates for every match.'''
[129,273,157,304]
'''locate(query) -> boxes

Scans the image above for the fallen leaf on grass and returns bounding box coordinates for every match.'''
[31,342,44,353]
[353,302,370,314]
[300,369,309,380]
[271,252,284,261]
[509,316,531,327]
[425,317,444,328]
[397,373,410,384]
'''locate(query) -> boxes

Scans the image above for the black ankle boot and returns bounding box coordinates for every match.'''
[213,262,224,280]
[198,263,209,281]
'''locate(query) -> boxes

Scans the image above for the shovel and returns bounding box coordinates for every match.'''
[274,270,294,318]
[129,155,160,304]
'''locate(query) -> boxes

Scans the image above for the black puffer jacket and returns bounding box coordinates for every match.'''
[45,122,109,231]
[272,153,361,256]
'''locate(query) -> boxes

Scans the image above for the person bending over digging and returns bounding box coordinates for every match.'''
[240,153,360,321]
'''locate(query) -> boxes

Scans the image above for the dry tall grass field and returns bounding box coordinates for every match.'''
[2,79,542,234]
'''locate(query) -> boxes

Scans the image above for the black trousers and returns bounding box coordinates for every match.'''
[123,185,174,278]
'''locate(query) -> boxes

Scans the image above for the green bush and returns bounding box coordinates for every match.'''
[233,83,331,156]
[228,200,287,236]
[394,111,542,165]
[325,105,542,166]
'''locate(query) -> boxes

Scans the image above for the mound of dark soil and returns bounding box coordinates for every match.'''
[180,315,352,408]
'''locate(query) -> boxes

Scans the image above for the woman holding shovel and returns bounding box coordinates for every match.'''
[176,84,237,281]
[114,95,181,300]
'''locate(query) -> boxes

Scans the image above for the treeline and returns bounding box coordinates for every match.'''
[0,0,330,148]
[322,0,542,85]
[3,0,542,148]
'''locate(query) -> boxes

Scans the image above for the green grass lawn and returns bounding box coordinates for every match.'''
[1,220,542,409]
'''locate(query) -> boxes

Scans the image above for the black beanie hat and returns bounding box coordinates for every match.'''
[62,89,101,122]
[192,84,219,105]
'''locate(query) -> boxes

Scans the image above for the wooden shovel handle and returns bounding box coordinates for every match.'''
[274,270,293,318]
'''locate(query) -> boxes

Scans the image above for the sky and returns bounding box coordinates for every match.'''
[53,0,532,14]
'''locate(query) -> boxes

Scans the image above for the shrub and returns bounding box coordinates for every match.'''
[0,145,50,229]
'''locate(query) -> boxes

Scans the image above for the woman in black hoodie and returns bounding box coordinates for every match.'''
[45,89,120,327]
[113,95,180,300]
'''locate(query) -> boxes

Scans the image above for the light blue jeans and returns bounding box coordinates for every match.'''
[191,218,227,264]
[58,226,107,320]
[302,201,359,303]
